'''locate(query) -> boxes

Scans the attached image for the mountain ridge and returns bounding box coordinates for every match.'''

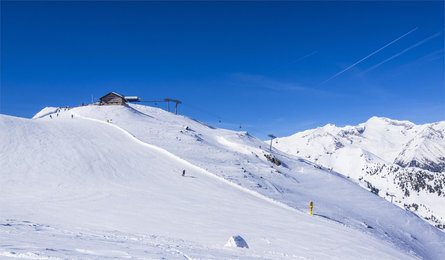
[275,116,445,229]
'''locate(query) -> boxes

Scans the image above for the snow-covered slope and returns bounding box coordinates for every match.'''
[394,122,445,172]
[1,107,444,259]
[275,117,445,230]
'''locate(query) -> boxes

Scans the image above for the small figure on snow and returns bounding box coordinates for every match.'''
[71,114,73,119]
[49,115,52,119]
[182,169,185,176]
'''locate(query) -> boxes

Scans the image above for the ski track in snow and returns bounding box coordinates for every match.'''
[72,107,397,234]
[71,109,375,241]
[72,111,301,215]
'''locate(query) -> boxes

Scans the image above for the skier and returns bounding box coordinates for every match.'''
[71,114,73,119]
[49,115,52,119]
[182,169,185,176]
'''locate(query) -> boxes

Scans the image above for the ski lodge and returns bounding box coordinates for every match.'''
[99,92,140,105]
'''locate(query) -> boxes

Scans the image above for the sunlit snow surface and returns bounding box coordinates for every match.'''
[1,105,444,259]
[274,117,445,230]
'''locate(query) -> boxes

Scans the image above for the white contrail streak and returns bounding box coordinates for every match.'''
[321,27,418,85]
[364,32,442,73]
[288,51,318,64]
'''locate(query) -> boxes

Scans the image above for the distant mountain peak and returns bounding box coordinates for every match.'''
[275,117,445,230]
[365,116,415,128]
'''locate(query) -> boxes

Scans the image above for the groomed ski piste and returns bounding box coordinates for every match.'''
[1,104,444,259]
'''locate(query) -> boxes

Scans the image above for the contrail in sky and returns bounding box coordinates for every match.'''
[321,27,418,85]
[287,51,318,65]
[364,32,442,73]
[272,51,318,72]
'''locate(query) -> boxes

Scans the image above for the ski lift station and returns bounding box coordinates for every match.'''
[98,92,182,114]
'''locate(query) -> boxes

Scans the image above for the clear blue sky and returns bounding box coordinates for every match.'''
[1,1,444,138]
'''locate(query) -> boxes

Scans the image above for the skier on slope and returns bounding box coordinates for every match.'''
[182,169,185,176]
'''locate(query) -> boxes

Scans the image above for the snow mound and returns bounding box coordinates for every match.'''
[225,235,249,248]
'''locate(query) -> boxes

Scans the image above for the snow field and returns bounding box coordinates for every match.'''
[1,106,444,259]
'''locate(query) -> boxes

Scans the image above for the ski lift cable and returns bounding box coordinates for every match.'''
[182,103,250,130]
[182,103,229,123]
[181,103,266,135]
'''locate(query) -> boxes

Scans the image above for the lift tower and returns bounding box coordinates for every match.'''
[164,98,182,115]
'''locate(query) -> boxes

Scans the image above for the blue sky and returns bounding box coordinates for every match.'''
[1,1,444,138]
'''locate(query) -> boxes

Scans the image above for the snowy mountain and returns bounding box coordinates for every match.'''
[2,107,445,259]
[394,122,445,172]
[274,116,445,230]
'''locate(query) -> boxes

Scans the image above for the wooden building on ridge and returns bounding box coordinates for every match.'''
[100,92,127,105]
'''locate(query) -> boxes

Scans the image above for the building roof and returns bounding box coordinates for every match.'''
[101,92,125,99]
[124,96,139,100]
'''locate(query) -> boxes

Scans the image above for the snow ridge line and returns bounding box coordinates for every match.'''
[72,111,300,214]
